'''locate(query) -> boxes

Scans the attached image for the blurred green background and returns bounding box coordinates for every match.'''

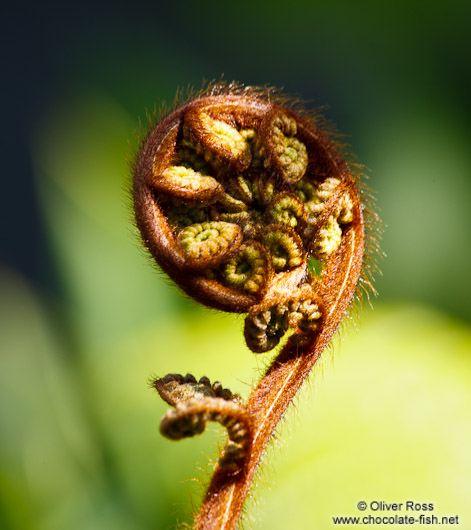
[1,1,470,529]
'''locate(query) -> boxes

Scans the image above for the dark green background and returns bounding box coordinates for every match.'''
[1,1,470,529]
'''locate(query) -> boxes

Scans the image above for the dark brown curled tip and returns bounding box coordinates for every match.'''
[153,373,241,405]
[244,303,290,353]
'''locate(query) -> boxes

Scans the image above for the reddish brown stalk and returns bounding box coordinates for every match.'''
[132,82,373,530]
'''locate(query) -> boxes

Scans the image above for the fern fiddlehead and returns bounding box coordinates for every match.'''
[132,82,379,529]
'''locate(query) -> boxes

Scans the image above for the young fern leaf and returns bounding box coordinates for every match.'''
[153,374,251,471]
[132,81,378,530]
